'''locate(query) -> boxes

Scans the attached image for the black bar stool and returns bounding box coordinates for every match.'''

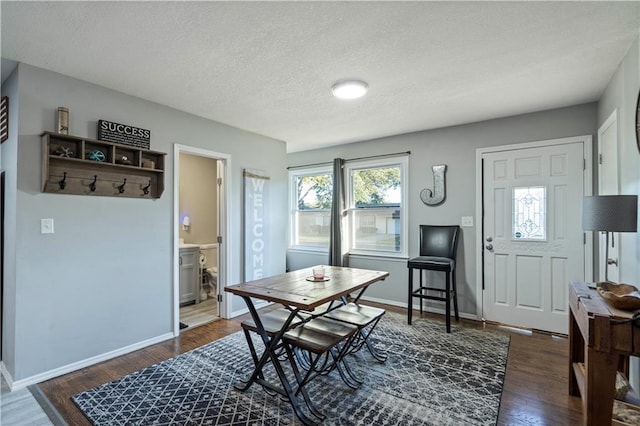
[407,225,460,333]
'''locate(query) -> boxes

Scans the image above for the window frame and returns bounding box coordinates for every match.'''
[345,156,409,258]
[288,165,333,252]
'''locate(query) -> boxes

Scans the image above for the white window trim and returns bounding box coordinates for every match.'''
[288,165,332,252]
[345,156,409,258]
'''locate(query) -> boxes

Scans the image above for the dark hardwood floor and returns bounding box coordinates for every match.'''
[38,304,583,425]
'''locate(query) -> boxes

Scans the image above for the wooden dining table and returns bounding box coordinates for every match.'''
[225,265,389,425]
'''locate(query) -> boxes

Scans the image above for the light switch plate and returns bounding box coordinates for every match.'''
[41,218,54,234]
[461,216,474,227]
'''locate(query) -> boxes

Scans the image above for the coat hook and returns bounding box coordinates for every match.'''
[58,172,67,190]
[117,178,127,194]
[142,179,152,195]
[89,175,97,192]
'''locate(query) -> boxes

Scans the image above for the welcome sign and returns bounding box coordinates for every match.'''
[98,119,151,149]
[244,169,270,281]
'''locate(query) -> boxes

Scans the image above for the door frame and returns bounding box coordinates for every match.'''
[1,172,4,361]
[474,135,594,322]
[173,144,232,336]
[596,110,618,282]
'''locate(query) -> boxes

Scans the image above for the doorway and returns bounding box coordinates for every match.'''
[475,136,593,334]
[173,145,230,334]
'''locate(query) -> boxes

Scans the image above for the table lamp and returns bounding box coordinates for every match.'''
[582,195,638,281]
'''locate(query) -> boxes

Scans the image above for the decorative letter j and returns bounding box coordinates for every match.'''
[420,164,447,206]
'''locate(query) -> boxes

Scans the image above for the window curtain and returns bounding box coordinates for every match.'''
[328,158,345,266]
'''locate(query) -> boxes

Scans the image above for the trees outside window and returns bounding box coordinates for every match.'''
[289,156,408,257]
[290,168,332,250]
[347,157,408,256]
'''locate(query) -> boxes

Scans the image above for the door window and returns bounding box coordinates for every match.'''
[512,186,546,240]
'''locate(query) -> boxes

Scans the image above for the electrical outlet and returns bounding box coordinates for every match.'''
[41,218,54,234]
[461,216,474,227]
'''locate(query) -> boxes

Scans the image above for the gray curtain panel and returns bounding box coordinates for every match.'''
[328,158,345,266]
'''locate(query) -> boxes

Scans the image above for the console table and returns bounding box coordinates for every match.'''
[569,281,640,425]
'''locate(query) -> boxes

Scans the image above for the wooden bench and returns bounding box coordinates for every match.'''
[323,302,387,361]
[284,317,360,390]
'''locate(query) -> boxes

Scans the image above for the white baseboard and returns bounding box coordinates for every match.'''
[228,295,480,322]
[228,300,271,319]
[1,362,15,389]
[2,332,174,391]
[358,295,407,309]
[229,306,250,318]
[359,295,480,321]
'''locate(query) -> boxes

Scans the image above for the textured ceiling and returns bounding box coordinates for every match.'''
[2,2,639,152]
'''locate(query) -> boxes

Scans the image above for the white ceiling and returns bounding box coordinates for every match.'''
[2,2,639,153]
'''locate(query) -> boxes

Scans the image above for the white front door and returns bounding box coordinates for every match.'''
[482,141,586,334]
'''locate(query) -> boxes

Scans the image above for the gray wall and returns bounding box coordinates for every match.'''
[179,153,218,245]
[3,63,287,384]
[287,103,598,316]
[1,66,19,374]
[598,36,640,286]
[596,33,640,391]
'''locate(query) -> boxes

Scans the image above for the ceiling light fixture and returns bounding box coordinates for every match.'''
[331,80,368,100]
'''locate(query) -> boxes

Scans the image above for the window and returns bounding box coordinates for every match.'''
[346,157,408,256]
[289,167,332,250]
[513,186,546,240]
[288,156,408,257]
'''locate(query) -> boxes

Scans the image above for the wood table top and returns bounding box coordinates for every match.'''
[570,281,634,320]
[225,266,389,310]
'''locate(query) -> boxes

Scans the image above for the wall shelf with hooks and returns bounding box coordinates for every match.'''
[41,131,166,199]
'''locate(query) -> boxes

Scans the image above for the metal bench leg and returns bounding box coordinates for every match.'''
[364,334,387,362]
[283,345,326,421]
[293,346,312,370]
[331,338,363,389]
[240,328,277,396]
[271,353,320,426]
[357,316,387,362]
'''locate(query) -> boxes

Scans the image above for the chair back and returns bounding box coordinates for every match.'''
[419,225,460,259]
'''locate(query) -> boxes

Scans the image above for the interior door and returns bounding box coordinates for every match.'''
[597,112,619,282]
[482,142,585,334]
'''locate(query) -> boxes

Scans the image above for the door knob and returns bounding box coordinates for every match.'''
[607,258,618,266]
[486,236,493,242]
[486,243,493,250]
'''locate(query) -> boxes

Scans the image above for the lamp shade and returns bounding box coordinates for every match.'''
[582,195,638,232]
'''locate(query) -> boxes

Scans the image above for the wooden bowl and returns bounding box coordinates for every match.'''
[596,282,640,311]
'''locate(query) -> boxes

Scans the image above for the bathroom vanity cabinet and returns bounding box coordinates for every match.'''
[41,132,166,199]
[179,246,201,306]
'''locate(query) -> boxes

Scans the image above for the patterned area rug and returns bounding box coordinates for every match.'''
[72,312,510,425]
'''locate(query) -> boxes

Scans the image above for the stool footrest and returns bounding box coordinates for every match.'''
[412,294,447,302]
[414,286,452,293]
